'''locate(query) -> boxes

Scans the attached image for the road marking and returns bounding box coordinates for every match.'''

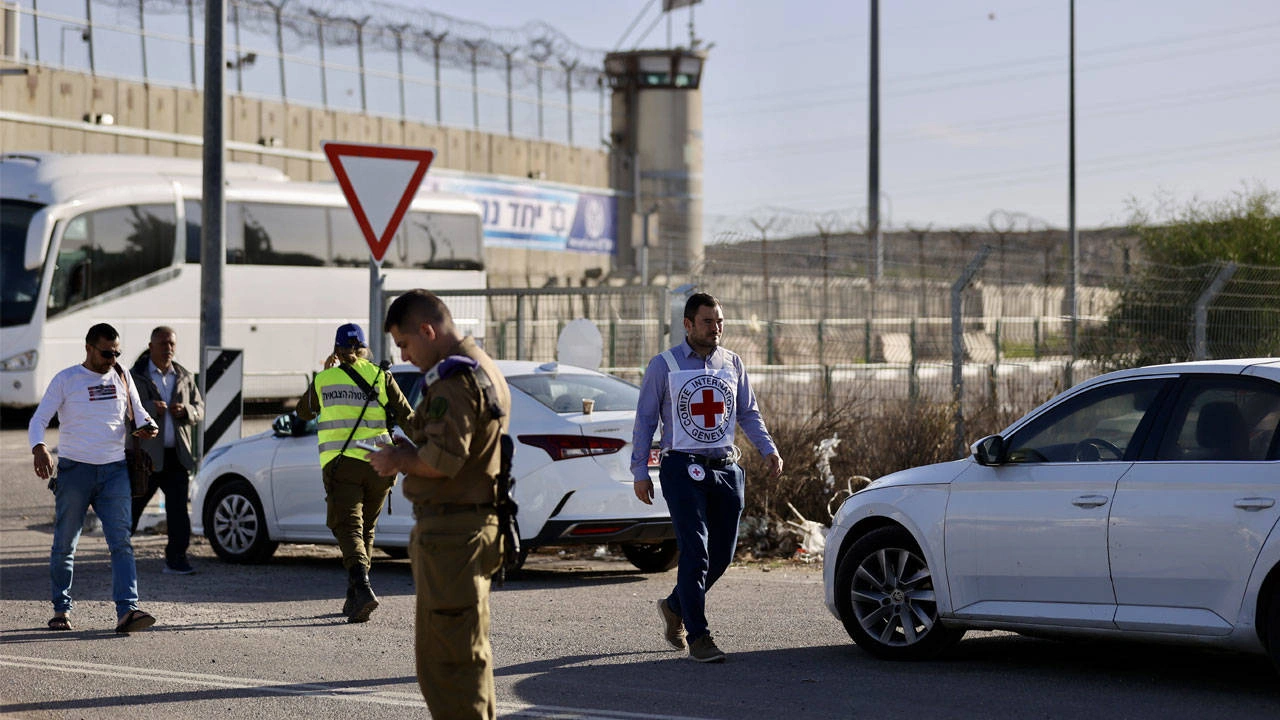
[0,654,723,719]
[0,653,423,707]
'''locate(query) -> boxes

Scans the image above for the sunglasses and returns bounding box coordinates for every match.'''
[94,347,122,359]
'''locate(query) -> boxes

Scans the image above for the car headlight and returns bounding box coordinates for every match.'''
[0,349,37,372]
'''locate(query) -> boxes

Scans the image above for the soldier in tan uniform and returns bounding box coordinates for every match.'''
[368,289,510,720]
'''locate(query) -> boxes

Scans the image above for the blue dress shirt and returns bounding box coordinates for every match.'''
[629,340,778,483]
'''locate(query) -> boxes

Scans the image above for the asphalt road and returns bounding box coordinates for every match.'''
[2,422,1279,719]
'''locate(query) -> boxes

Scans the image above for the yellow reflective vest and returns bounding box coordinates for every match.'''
[314,359,392,468]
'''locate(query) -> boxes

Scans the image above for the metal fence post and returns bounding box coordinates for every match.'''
[952,245,992,458]
[515,294,526,361]
[864,317,872,363]
[994,317,1002,365]
[908,318,919,401]
[1193,262,1238,360]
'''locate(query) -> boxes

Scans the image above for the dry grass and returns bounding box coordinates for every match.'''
[733,396,1021,558]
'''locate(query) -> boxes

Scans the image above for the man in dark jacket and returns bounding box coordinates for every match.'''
[129,326,205,574]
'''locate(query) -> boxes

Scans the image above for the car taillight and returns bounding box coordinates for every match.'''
[518,434,627,461]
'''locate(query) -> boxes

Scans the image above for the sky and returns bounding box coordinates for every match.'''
[414,0,1280,237]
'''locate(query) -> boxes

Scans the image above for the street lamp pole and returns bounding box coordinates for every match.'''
[1066,0,1078,386]
[867,0,882,282]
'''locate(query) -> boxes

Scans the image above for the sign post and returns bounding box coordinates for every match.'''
[322,142,435,363]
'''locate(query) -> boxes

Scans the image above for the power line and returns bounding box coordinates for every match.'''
[706,131,1280,215]
[705,78,1280,166]
[703,19,1280,116]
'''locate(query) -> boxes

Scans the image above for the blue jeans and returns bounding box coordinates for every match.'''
[51,458,139,617]
[659,454,746,642]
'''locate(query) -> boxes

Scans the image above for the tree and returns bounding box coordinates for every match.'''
[1084,185,1280,369]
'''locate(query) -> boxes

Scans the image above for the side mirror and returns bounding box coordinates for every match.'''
[271,413,294,437]
[971,435,1006,466]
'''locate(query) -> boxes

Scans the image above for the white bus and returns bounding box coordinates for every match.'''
[1,152,486,408]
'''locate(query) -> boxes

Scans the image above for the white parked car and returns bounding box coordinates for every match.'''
[824,358,1280,668]
[192,361,676,572]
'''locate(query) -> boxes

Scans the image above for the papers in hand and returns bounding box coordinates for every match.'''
[356,429,415,453]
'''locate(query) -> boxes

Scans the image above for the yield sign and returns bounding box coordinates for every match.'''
[322,142,435,264]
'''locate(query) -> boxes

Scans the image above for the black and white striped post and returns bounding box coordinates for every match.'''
[200,347,243,460]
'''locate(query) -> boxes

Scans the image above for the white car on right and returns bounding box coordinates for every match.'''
[824,358,1280,669]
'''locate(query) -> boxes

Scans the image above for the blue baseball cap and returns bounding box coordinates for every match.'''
[335,323,367,348]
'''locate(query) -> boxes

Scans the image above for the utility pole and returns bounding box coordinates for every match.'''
[867,0,882,282]
[200,0,226,385]
[1066,0,1078,386]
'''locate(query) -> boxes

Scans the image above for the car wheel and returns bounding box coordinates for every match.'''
[621,540,679,573]
[1268,585,1280,674]
[834,525,960,659]
[205,478,278,563]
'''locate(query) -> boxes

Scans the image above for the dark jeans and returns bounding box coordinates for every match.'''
[659,453,746,642]
[130,448,192,563]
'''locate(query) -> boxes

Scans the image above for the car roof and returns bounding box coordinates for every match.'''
[390,360,608,378]
[1080,358,1280,387]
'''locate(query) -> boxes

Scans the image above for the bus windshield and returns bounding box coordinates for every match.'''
[1,200,44,328]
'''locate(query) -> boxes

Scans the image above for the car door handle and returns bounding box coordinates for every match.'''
[1072,495,1109,508]
[1234,497,1276,511]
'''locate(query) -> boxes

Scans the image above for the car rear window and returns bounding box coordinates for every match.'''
[508,373,639,414]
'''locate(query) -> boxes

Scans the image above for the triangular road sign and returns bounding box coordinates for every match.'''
[322,142,435,264]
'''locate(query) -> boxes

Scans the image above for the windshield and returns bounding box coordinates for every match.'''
[1,200,45,328]
[508,372,640,414]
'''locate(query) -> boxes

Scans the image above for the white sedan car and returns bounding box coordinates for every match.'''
[824,358,1280,669]
[191,361,676,572]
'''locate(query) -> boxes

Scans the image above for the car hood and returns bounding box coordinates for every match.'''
[199,430,275,469]
[864,458,970,490]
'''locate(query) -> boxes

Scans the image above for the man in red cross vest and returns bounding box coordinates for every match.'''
[630,292,784,663]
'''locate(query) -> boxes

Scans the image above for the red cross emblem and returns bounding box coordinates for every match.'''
[690,388,724,428]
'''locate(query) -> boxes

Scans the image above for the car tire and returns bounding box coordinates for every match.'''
[1267,585,1280,675]
[204,478,278,563]
[621,540,679,573]
[834,525,961,660]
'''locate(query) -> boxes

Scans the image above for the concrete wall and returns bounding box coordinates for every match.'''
[0,63,613,288]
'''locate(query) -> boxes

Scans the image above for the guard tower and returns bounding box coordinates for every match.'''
[605,48,707,283]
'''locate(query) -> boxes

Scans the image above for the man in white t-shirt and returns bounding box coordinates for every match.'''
[29,322,160,634]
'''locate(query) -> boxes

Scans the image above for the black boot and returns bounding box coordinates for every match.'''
[341,583,356,617]
[347,565,379,623]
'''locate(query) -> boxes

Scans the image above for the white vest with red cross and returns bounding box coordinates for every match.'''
[661,349,737,452]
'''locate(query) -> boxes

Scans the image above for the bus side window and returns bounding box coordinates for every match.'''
[184,200,201,263]
[47,204,176,318]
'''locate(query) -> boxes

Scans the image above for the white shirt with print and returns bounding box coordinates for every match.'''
[28,365,156,465]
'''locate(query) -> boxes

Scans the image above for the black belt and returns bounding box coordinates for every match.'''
[412,502,495,518]
[668,451,736,469]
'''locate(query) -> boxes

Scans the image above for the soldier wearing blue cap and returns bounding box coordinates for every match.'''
[296,322,413,622]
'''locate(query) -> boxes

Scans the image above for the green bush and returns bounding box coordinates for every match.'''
[1085,186,1280,369]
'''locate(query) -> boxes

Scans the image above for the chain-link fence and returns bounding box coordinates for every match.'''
[392,209,1278,461]
[699,212,1278,444]
[426,286,667,381]
[9,0,608,147]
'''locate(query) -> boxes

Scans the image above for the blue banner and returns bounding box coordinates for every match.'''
[424,174,617,255]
